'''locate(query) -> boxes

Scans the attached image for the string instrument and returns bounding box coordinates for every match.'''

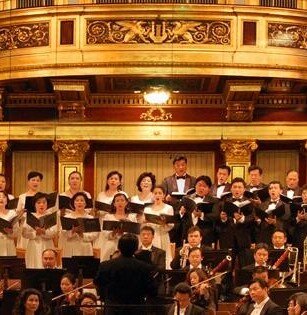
[232,294,252,315]
[51,282,93,301]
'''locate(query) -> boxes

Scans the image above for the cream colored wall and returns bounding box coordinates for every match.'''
[12,151,55,196]
[94,151,215,198]
[256,150,299,185]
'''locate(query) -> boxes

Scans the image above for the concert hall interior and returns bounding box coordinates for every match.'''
[0,0,306,314]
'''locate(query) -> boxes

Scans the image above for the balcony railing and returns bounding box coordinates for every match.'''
[1,0,304,10]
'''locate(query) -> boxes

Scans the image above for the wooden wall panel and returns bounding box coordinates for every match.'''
[12,151,55,196]
[256,150,299,185]
[95,151,215,198]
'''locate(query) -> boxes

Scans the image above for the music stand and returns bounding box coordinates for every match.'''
[269,249,289,272]
[62,256,100,281]
[202,249,233,270]
[162,269,187,296]
[0,256,25,280]
[21,268,65,298]
[269,286,307,308]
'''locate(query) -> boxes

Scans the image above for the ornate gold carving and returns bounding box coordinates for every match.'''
[140,107,172,121]
[221,140,258,163]
[0,22,49,51]
[87,19,230,45]
[0,141,8,154]
[226,102,254,122]
[53,141,90,162]
[268,23,307,49]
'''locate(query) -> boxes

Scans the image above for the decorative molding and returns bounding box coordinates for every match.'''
[140,107,172,121]
[220,139,258,163]
[86,19,231,45]
[0,22,49,51]
[53,141,90,162]
[268,23,307,49]
[0,141,8,154]
[226,102,254,122]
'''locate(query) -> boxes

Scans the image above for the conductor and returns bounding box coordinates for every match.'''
[94,233,156,308]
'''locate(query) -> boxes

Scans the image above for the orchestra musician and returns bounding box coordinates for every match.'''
[138,225,166,271]
[246,278,283,315]
[287,292,307,315]
[168,282,205,315]
[242,243,269,272]
[186,268,217,312]
[271,229,288,250]
[171,226,209,270]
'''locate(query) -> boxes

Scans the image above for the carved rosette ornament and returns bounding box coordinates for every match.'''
[220,140,258,163]
[86,19,230,45]
[53,141,90,162]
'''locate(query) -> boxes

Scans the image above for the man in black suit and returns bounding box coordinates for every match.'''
[211,164,231,199]
[162,154,196,246]
[139,225,166,270]
[94,233,156,308]
[283,170,302,197]
[168,282,205,315]
[246,278,283,314]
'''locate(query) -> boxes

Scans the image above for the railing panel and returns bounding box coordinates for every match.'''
[260,0,297,9]
[17,0,54,9]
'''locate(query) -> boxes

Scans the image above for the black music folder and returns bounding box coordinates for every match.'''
[290,203,307,216]
[0,215,19,234]
[59,195,93,210]
[144,213,176,224]
[244,187,269,202]
[255,205,285,220]
[102,220,140,234]
[6,198,19,210]
[223,200,252,217]
[25,192,58,213]
[26,211,57,229]
[181,197,214,214]
[171,188,195,200]
[280,194,303,204]
[60,216,100,232]
[94,200,112,213]
[127,202,153,214]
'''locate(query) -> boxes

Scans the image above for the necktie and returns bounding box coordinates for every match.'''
[176,175,186,180]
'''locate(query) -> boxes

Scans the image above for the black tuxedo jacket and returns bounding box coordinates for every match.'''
[162,173,196,197]
[168,303,205,315]
[94,256,156,304]
[282,186,302,196]
[211,182,231,198]
[151,245,166,270]
[246,298,283,315]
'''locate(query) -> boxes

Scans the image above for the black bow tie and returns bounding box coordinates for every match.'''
[176,176,186,180]
[250,186,259,189]
[217,184,225,188]
[287,188,294,191]
[233,198,243,202]
[270,201,277,204]
[195,194,203,198]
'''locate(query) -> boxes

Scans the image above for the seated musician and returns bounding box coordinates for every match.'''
[138,225,166,270]
[271,229,288,250]
[243,243,269,272]
[171,226,209,270]
[42,248,57,269]
[185,247,206,271]
[186,268,217,312]
[288,292,307,315]
[168,282,205,315]
[247,278,283,315]
[79,292,102,315]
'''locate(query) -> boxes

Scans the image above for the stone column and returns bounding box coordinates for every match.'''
[53,141,90,193]
[220,139,258,181]
[0,141,8,173]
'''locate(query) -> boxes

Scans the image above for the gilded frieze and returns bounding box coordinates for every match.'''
[86,19,230,45]
[0,22,49,51]
[268,23,307,49]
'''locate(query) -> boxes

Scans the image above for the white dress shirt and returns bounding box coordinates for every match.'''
[251,296,270,315]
